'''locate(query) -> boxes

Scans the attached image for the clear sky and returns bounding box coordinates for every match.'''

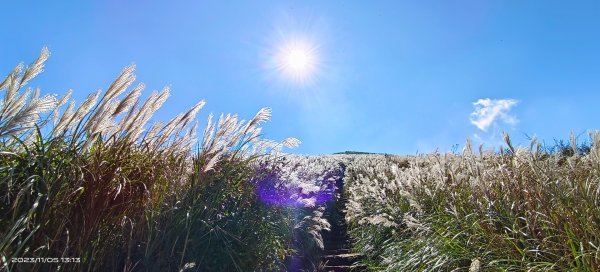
[2,1,599,155]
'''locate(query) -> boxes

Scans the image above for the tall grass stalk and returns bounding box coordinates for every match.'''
[344,133,600,271]
[0,49,301,271]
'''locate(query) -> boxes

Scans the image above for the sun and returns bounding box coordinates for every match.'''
[284,48,313,73]
[275,40,319,84]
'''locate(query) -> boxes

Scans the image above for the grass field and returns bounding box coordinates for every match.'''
[2,50,600,271]
[342,135,600,271]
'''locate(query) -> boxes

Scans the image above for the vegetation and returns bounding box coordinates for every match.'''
[343,133,600,271]
[2,49,599,271]
[0,49,331,271]
[333,151,376,155]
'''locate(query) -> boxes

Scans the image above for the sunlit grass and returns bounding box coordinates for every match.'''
[3,48,600,272]
[0,49,316,271]
[343,133,600,271]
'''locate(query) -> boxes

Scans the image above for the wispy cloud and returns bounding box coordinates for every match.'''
[470,98,518,131]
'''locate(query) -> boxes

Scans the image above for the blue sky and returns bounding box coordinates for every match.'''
[2,1,599,155]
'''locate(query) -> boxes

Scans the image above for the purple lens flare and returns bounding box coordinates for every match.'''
[255,169,339,208]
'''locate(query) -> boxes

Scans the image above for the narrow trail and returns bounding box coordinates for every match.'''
[319,176,366,272]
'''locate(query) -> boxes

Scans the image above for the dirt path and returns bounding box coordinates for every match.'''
[319,176,366,272]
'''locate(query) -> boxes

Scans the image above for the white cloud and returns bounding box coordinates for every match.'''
[470,98,518,131]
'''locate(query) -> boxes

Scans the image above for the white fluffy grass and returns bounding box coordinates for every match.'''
[0,48,299,168]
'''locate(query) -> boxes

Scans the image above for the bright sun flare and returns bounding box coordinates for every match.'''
[285,48,312,72]
[276,41,318,84]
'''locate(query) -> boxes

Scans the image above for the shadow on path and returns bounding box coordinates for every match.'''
[318,174,366,272]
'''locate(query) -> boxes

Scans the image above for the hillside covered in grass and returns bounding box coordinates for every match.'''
[0,49,336,271]
[341,135,600,271]
[2,50,600,271]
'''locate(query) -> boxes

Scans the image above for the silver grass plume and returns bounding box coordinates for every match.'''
[202,113,214,151]
[202,152,221,173]
[0,63,23,94]
[569,131,577,156]
[168,120,198,156]
[177,100,205,133]
[20,47,49,87]
[75,90,102,123]
[52,89,72,124]
[282,137,301,149]
[154,99,205,151]
[165,101,204,151]
[84,66,136,138]
[122,88,170,142]
[2,49,297,173]
[463,138,472,156]
[199,107,284,172]
[589,130,600,163]
[85,102,118,139]
[62,89,101,134]
[150,112,184,152]
[1,87,31,120]
[144,121,163,142]
[54,100,75,134]
[247,107,271,128]
[102,64,136,103]
[5,68,24,106]
[530,136,540,159]
[181,120,198,150]
[0,84,57,139]
[113,83,143,118]
[503,131,515,155]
